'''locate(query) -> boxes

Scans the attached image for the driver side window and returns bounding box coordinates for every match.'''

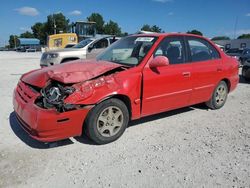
[154,37,185,65]
[93,38,109,49]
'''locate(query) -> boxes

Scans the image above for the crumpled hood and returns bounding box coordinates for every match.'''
[21,59,122,88]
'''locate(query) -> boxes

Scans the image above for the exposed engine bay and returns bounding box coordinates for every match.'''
[35,81,76,112]
[34,66,126,112]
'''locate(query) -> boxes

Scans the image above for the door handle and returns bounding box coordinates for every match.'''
[182,72,191,77]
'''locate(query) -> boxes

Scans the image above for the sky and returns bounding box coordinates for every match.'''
[0,0,250,47]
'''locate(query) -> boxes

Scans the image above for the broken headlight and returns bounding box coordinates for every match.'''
[36,82,75,112]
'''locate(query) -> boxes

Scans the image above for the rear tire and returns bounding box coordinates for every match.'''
[206,81,228,110]
[84,98,129,145]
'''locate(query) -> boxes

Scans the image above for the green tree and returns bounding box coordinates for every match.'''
[31,22,47,45]
[8,35,19,48]
[187,29,203,36]
[20,31,34,38]
[141,24,152,32]
[141,24,162,33]
[151,25,162,33]
[87,13,105,34]
[104,20,122,35]
[237,34,250,39]
[121,32,128,37]
[211,36,230,41]
[45,13,70,35]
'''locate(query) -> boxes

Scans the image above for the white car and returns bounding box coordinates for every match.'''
[40,36,119,67]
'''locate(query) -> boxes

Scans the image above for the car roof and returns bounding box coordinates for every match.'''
[91,35,115,40]
[131,33,207,39]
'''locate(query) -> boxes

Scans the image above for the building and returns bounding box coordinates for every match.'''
[213,39,250,50]
[17,38,40,52]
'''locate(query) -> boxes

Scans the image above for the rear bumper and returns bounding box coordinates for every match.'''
[13,83,92,142]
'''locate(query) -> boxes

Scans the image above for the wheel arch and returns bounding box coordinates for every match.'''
[61,57,80,64]
[98,94,132,120]
[221,78,231,92]
[82,94,131,143]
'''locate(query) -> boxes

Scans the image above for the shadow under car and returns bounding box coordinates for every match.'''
[9,104,207,148]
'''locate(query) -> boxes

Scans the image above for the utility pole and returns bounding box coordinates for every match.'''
[233,16,238,39]
[14,36,17,49]
[53,14,57,34]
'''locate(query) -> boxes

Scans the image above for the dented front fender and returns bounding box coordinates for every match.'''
[64,69,143,120]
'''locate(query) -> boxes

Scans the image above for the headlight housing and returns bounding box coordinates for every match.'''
[36,81,75,112]
[47,53,59,59]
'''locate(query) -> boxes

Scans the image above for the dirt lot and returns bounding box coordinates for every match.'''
[0,51,249,188]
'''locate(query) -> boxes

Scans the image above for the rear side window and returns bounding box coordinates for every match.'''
[187,37,220,62]
[154,37,185,65]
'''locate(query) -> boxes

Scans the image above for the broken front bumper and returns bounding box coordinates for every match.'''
[13,81,91,142]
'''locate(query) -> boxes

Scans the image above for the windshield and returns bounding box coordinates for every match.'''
[97,36,158,66]
[73,38,93,48]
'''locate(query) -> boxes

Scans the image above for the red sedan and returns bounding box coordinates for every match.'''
[13,33,239,144]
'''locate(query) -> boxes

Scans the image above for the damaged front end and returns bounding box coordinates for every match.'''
[34,72,122,113]
[33,71,124,113]
[13,79,93,142]
[22,60,126,113]
[35,81,76,112]
[13,60,127,142]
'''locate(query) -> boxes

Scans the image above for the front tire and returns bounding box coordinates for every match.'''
[84,98,129,144]
[206,81,228,110]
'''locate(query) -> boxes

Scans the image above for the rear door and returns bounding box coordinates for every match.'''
[185,36,222,104]
[142,36,193,117]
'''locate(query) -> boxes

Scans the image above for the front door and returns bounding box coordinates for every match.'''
[142,36,193,117]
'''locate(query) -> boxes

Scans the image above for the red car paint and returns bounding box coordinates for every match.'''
[13,33,239,142]
[13,80,92,142]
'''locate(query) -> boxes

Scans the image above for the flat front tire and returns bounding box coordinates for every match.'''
[84,98,129,144]
[206,81,228,110]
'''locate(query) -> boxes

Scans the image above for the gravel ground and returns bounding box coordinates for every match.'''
[0,51,249,188]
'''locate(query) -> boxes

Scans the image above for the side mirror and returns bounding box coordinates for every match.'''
[88,45,93,52]
[149,56,169,68]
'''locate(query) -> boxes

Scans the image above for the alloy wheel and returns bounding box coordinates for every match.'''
[215,85,227,106]
[97,106,124,137]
